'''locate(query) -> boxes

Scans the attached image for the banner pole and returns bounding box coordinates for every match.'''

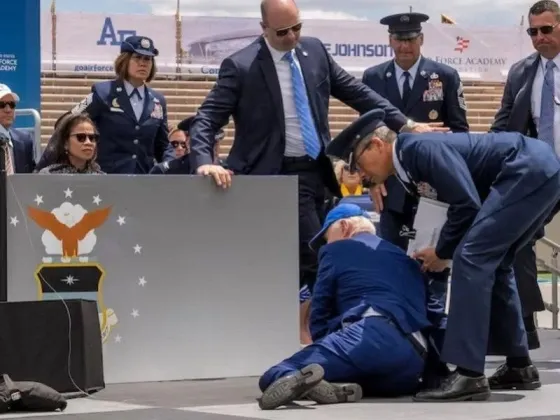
[0,141,8,302]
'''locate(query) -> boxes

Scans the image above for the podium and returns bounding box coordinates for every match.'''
[0,299,105,394]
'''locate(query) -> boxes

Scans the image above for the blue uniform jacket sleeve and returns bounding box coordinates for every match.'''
[411,140,482,260]
[70,87,106,120]
[444,71,469,132]
[489,71,515,132]
[189,58,240,171]
[153,96,174,163]
[323,44,407,132]
[309,247,337,342]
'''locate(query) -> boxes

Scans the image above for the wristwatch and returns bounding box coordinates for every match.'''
[399,119,416,133]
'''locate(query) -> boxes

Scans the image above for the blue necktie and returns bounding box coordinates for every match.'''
[130,88,141,100]
[402,71,411,107]
[283,51,321,159]
[539,60,556,149]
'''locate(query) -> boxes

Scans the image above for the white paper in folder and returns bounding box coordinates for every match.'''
[407,197,449,257]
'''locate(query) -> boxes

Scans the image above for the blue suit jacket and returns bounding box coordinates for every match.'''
[309,232,430,342]
[393,132,560,259]
[362,57,469,214]
[9,128,35,173]
[491,53,539,136]
[189,36,408,195]
[38,79,174,174]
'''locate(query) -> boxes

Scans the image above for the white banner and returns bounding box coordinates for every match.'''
[41,12,537,82]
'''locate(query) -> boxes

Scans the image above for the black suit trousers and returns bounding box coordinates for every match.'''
[281,157,327,291]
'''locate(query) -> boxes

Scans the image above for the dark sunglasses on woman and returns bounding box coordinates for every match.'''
[171,141,187,149]
[72,133,99,143]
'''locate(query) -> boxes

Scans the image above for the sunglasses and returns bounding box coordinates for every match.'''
[274,22,302,37]
[0,101,16,109]
[171,141,187,149]
[72,133,99,143]
[343,164,357,173]
[527,23,558,36]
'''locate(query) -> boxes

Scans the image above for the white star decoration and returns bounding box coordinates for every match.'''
[131,309,139,318]
[9,216,18,226]
[34,195,43,205]
[114,334,122,343]
[93,195,102,205]
[134,244,142,254]
[61,275,78,285]
[138,276,147,287]
[117,216,126,226]
[64,188,73,198]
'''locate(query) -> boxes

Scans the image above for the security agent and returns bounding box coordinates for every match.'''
[362,12,468,356]
[326,109,560,401]
[38,36,175,174]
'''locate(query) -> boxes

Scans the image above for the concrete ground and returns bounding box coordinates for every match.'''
[5,329,560,420]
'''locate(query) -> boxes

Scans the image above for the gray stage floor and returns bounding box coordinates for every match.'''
[8,329,560,420]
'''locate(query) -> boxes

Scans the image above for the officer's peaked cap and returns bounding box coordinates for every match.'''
[380,12,429,40]
[121,36,159,57]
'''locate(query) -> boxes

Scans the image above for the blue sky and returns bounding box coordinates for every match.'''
[40,0,532,26]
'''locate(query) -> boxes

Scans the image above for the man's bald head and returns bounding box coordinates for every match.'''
[260,0,298,23]
[260,0,301,51]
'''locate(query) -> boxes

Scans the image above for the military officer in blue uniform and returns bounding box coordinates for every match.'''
[257,204,429,410]
[326,109,560,401]
[44,35,175,174]
[361,12,468,356]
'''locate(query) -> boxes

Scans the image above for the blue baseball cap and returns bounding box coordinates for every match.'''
[309,204,369,252]
[121,36,159,57]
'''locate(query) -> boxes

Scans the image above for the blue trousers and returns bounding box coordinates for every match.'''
[378,209,448,348]
[443,174,560,373]
[259,317,425,397]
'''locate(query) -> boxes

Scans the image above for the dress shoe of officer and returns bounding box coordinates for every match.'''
[304,380,362,404]
[258,364,324,410]
[489,364,541,390]
[413,370,491,402]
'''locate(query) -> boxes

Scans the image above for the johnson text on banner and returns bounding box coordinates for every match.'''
[1,0,41,129]
[53,13,176,74]
[407,197,449,258]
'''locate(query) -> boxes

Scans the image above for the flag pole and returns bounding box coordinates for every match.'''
[51,0,57,73]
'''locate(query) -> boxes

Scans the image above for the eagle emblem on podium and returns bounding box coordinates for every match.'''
[27,200,117,343]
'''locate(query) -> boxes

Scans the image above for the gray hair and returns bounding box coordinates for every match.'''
[331,215,376,235]
[354,126,397,153]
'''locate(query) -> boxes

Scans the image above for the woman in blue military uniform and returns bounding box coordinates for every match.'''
[39,35,174,174]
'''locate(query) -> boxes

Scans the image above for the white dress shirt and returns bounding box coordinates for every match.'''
[531,53,560,156]
[265,39,308,157]
[0,124,15,172]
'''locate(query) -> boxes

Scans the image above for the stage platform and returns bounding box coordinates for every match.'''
[5,329,560,420]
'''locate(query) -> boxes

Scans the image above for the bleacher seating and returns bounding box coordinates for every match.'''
[40,73,505,157]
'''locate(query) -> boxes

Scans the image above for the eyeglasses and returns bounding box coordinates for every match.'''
[527,23,559,36]
[343,164,357,174]
[71,133,99,143]
[274,22,302,37]
[171,141,187,149]
[0,101,16,109]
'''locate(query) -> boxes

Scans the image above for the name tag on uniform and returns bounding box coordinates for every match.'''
[110,107,124,113]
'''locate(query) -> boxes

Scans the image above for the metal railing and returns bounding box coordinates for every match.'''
[14,108,42,162]
[537,236,560,329]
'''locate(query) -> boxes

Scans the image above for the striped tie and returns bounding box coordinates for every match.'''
[283,51,321,159]
[1,140,13,175]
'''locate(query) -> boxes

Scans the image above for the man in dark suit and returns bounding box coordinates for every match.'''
[257,204,429,410]
[361,12,469,356]
[189,0,445,344]
[0,84,36,174]
[490,0,560,351]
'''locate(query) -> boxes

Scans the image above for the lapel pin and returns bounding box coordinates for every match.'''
[111,98,119,108]
[116,87,122,92]
[386,71,392,78]
[302,51,308,57]
[420,70,427,77]
[430,72,439,79]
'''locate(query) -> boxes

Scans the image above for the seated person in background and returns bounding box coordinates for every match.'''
[257,204,429,410]
[0,83,36,173]
[150,117,225,175]
[36,113,103,174]
[334,160,364,196]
